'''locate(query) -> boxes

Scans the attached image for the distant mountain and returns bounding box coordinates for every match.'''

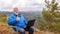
[0,11,42,20]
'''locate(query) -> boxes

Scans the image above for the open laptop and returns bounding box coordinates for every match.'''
[27,19,35,27]
[25,19,35,31]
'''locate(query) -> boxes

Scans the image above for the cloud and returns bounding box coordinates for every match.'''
[56,0,60,5]
[0,0,45,11]
[56,0,60,3]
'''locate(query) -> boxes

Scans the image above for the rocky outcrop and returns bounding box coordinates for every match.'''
[0,22,41,34]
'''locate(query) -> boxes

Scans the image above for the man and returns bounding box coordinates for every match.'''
[8,7,34,34]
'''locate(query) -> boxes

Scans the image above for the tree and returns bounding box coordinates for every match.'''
[37,0,60,33]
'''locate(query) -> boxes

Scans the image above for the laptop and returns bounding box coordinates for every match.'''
[27,19,35,26]
[25,19,35,31]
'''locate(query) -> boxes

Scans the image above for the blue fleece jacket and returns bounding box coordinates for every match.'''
[8,13,28,29]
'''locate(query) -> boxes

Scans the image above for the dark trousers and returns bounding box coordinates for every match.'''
[16,26,34,34]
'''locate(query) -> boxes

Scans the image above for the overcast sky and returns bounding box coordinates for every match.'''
[0,0,60,11]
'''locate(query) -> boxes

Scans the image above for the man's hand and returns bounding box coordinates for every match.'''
[16,17,20,21]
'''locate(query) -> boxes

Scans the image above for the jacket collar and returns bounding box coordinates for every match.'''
[13,13,21,17]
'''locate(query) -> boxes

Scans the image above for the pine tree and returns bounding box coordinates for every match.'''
[37,0,60,33]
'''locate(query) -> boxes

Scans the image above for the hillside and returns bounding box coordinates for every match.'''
[0,22,60,34]
[0,22,41,34]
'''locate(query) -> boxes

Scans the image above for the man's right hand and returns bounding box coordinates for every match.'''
[16,17,20,21]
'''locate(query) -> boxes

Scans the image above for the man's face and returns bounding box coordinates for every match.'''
[14,8,19,13]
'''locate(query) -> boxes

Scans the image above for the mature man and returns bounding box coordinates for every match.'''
[8,7,34,34]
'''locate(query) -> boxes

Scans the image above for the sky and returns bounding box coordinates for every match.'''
[0,0,60,11]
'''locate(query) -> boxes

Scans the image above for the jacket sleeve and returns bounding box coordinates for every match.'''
[8,14,17,25]
[21,15,28,25]
[24,19,28,25]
